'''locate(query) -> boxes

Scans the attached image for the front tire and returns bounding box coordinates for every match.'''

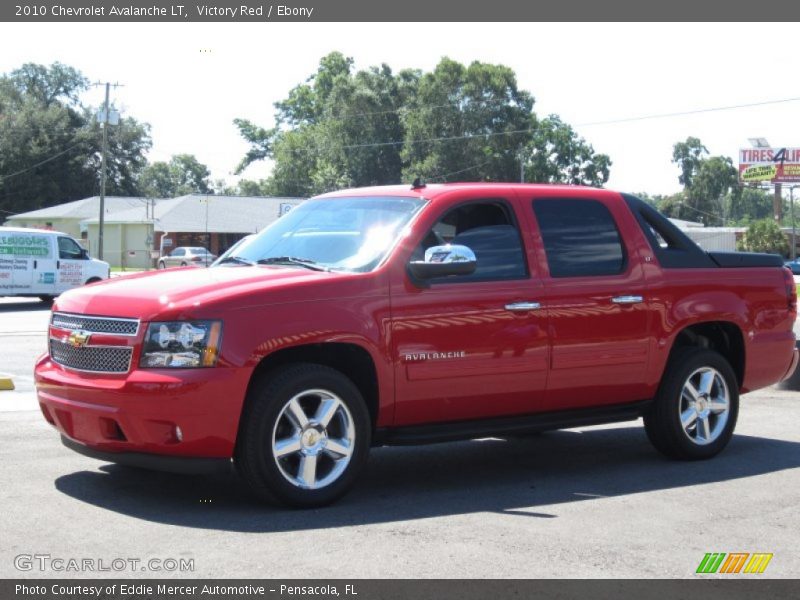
[235,363,371,508]
[644,348,739,460]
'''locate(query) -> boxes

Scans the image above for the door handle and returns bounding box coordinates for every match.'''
[612,295,643,304]
[505,301,541,312]
[33,260,37,269]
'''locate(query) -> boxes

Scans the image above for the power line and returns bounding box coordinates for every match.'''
[428,159,495,183]
[575,96,800,127]
[336,95,800,150]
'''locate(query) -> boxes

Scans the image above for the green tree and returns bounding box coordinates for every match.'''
[0,62,151,215]
[236,52,418,196]
[137,154,212,197]
[401,57,533,183]
[234,53,611,196]
[727,187,774,225]
[524,115,611,186]
[234,179,270,196]
[671,138,738,226]
[737,219,788,255]
[672,137,707,188]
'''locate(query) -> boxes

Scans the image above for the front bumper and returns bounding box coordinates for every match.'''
[61,436,231,474]
[35,355,251,460]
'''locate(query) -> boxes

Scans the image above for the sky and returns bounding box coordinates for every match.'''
[1,22,798,196]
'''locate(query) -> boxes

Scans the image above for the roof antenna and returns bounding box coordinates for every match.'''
[411,177,426,190]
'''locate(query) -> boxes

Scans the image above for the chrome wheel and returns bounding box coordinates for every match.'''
[271,389,355,490]
[679,367,730,446]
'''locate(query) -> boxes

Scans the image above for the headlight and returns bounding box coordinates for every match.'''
[140,320,222,368]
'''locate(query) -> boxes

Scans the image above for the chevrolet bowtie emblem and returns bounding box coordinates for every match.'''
[67,330,91,348]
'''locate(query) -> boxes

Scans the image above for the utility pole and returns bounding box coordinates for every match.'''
[791,185,797,261]
[98,83,109,260]
[93,81,123,261]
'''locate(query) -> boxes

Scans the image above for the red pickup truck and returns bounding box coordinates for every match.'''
[35,183,798,507]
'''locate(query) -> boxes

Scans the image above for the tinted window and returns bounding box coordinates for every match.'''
[414,200,527,283]
[533,199,626,277]
[171,248,185,257]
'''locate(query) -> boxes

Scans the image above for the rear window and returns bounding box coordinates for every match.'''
[533,198,626,278]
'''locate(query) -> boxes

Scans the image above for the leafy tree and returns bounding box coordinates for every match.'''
[727,187,774,225]
[672,137,707,188]
[670,138,738,226]
[236,52,419,196]
[736,219,788,255]
[0,62,151,215]
[524,115,610,186]
[401,58,533,183]
[137,154,211,197]
[235,53,611,196]
[234,179,270,196]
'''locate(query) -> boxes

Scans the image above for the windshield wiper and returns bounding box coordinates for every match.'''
[216,255,256,266]
[257,256,329,272]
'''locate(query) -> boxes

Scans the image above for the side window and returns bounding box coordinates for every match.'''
[58,237,84,260]
[413,200,527,282]
[533,198,626,278]
[171,248,185,257]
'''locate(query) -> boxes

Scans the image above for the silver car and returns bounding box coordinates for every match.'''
[157,246,217,269]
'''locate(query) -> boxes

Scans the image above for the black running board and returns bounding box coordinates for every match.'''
[374,400,652,446]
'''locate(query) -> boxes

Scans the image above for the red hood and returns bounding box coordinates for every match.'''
[53,266,364,321]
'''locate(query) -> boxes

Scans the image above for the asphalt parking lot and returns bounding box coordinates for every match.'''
[1,296,799,579]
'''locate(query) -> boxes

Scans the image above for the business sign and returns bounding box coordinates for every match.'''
[0,234,50,256]
[739,147,800,183]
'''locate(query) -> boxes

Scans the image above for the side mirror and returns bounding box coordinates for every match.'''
[408,244,477,280]
[81,248,89,259]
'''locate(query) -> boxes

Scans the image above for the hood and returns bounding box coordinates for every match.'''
[53,266,359,321]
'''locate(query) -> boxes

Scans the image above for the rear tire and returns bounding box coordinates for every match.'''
[235,363,371,508]
[39,295,54,303]
[644,348,739,460]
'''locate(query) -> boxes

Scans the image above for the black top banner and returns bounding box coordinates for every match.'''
[1,0,797,22]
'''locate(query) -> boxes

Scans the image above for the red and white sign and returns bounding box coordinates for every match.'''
[739,147,800,183]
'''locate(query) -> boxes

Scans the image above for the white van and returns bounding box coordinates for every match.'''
[0,227,110,301]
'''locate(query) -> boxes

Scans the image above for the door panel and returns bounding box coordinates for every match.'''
[392,281,548,425]
[390,194,549,426]
[56,236,86,293]
[525,194,653,410]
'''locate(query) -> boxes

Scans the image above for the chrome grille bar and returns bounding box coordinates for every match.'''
[51,312,139,336]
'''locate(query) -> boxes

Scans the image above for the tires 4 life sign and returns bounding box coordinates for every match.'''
[739,147,800,183]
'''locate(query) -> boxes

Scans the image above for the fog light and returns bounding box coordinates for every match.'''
[174,425,183,442]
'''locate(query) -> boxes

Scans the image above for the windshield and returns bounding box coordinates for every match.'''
[212,196,426,272]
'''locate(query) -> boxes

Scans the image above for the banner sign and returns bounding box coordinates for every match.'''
[739,147,800,184]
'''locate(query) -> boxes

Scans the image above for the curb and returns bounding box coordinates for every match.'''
[0,376,15,391]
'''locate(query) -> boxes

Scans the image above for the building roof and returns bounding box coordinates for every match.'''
[5,196,163,221]
[83,194,304,233]
[669,218,705,229]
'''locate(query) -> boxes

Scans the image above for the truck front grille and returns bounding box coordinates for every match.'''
[49,339,133,374]
[51,312,139,336]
